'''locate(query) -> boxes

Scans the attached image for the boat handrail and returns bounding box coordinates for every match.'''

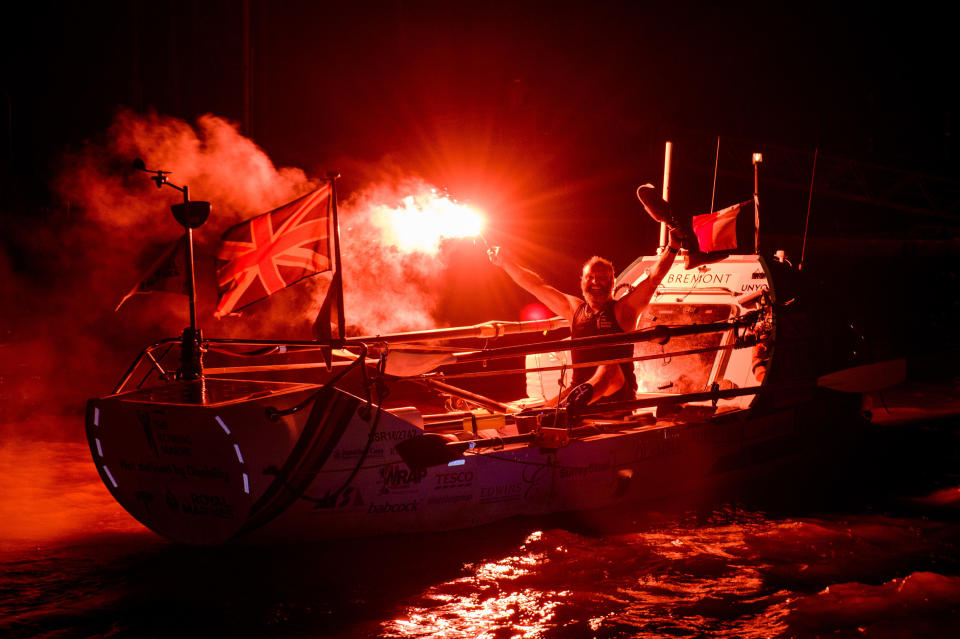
[112,311,765,395]
[448,311,762,365]
[112,337,181,394]
[200,315,761,377]
[654,287,736,297]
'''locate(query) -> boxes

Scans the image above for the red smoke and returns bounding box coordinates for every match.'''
[1,110,485,442]
[326,177,485,335]
[58,109,480,338]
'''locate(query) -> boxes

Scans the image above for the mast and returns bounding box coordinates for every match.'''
[327,172,346,343]
[752,152,763,254]
[659,141,672,250]
[134,158,210,380]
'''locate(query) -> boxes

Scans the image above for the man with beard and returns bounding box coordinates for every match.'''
[488,225,680,412]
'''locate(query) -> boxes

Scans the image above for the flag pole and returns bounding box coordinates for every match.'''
[183,188,198,332]
[799,148,818,271]
[659,141,672,251]
[170,184,211,381]
[327,171,346,344]
[133,158,210,381]
[752,152,762,254]
[710,136,720,214]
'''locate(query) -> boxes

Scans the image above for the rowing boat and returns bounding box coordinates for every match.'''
[86,252,869,544]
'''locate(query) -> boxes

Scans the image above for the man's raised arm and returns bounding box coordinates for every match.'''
[614,231,681,330]
[488,247,580,322]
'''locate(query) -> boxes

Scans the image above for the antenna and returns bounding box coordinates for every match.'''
[799,148,818,270]
[659,141,672,250]
[709,136,720,214]
[133,158,211,381]
[752,152,763,254]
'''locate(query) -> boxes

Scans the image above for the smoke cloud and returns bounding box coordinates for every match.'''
[326,176,470,336]
[2,110,481,441]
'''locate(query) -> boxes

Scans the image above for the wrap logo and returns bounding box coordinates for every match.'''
[377,464,427,495]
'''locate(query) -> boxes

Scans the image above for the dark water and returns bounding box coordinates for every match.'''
[3,389,960,638]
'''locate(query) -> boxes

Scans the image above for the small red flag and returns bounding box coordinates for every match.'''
[215,186,332,317]
[115,236,188,311]
[692,200,749,253]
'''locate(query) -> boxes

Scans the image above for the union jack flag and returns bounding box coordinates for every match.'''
[215,185,332,317]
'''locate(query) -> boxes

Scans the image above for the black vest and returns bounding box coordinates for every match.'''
[570,300,637,401]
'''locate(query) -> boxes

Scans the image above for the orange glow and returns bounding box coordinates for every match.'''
[0,440,145,546]
[520,302,552,322]
[371,188,484,255]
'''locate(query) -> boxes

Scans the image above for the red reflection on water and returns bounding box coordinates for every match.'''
[380,523,796,638]
[0,441,145,546]
[384,530,564,638]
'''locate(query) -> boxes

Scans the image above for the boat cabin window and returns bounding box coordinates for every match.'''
[634,303,733,394]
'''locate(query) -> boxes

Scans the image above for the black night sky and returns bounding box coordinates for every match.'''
[2,1,958,373]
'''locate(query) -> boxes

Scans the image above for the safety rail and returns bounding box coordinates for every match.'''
[111,309,767,403]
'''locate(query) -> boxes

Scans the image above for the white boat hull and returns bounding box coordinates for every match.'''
[87,378,842,544]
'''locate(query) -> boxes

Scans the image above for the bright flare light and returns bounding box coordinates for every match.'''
[372,188,485,254]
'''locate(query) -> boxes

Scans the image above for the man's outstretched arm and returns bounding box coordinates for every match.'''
[615,231,680,330]
[489,248,581,322]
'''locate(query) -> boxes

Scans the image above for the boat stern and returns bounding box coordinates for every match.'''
[85,377,338,545]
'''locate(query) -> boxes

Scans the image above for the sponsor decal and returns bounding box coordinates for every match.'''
[377,463,427,495]
[157,431,193,457]
[426,493,473,505]
[559,460,611,480]
[522,463,549,501]
[434,470,474,489]
[333,446,384,460]
[308,485,364,511]
[117,458,229,483]
[372,428,420,444]
[181,492,234,519]
[186,464,229,482]
[664,272,733,286]
[136,409,196,457]
[479,483,523,504]
[136,409,161,457]
[367,500,418,514]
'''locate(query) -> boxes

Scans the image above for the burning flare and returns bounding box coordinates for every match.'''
[371,188,484,254]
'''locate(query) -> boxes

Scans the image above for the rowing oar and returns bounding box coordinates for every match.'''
[378,316,757,377]
[395,358,908,469]
[815,358,906,393]
[350,317,569,346]
[579,359,905,415]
